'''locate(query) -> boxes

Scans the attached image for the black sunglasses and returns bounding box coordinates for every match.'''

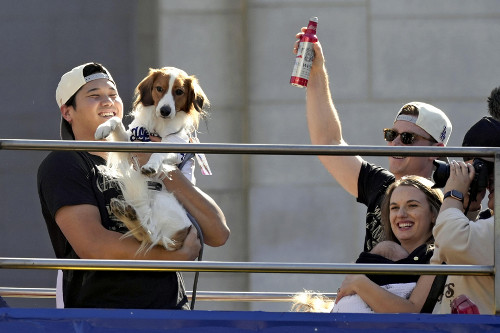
[383,128,436,145]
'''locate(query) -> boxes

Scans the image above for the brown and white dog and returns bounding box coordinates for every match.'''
[95,67,209,252]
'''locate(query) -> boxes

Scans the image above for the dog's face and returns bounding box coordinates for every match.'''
[133,67,208,129]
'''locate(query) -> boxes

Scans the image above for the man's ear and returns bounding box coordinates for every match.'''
[60,105,72,123]
[429,142,445,161]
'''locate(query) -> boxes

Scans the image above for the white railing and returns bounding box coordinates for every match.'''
[0,139,498,312]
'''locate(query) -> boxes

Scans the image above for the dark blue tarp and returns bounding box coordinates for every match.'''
[1,308,500,332]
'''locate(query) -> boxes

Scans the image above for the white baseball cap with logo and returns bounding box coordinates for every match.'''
[394,101,452,145]
[56,62,114,140]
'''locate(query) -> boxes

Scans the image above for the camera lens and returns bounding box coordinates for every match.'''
[432,160,450,188]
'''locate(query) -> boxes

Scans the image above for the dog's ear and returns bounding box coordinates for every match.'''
[186,76,209,113]
[133,69,157,108]
[185,76,209,129]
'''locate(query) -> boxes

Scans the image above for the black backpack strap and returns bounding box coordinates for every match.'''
[178,156,203,310]
[177,153,195,170]
[421,265,447,313]
[187,212,204,310]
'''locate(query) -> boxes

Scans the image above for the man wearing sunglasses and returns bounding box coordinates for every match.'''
[293,30,452,252]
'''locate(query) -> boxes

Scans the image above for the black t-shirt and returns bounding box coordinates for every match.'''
[37,151,188,309]
[356,244,434,285]
[356,161,396,252]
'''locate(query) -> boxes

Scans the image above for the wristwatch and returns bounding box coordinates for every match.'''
[444,190,464,203]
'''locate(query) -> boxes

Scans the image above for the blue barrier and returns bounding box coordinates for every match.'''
[1,308,500,332]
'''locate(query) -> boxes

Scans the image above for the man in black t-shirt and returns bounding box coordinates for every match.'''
[293,31,452,251]
[38,63,230,309]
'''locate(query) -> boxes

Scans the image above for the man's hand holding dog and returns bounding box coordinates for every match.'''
[133,135,162,166]
[175,226,202,261]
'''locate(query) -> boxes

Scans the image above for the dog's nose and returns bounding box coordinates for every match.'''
[160,105,172,117]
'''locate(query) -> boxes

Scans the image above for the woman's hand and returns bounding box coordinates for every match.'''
[335,274,369,304]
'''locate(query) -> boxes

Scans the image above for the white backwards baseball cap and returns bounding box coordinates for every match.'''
[56,62,114,140]
[394,101,452,145]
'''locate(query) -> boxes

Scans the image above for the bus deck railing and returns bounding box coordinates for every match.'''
[1,139,498,313]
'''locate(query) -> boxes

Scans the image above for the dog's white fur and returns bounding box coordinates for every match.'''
[292,282,416,313]
[95,67,208,252]
[291,291,335,313]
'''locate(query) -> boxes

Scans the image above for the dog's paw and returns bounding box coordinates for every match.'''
[95,117,121,140]
[95,124,113,140]
[110,198,138,221]
[141,163,160,176]
[141,153,164,176]
[111,199,150,243]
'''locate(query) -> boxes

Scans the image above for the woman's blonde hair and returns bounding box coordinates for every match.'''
[380,175,443,244]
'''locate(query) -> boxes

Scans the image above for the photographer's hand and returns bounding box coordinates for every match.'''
[442,161,475,212]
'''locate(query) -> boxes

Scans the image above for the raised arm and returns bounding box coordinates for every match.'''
[295,30,364,197]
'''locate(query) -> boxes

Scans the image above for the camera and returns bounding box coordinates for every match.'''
[433,158,493,202]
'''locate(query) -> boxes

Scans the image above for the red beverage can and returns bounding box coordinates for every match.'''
[290,17,318,88]
[451,294,480,314]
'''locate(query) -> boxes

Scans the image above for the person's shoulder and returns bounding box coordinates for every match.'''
[40,150,80,167]
[360,161,394,178]
[357,161,395,206]
[38,151,87,177]
[358,161,395,190]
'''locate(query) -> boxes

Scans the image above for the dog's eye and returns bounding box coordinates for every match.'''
[175,89,184,96]
[155,86,163,93]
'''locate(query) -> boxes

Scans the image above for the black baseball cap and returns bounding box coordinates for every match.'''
[462,116,500,162]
